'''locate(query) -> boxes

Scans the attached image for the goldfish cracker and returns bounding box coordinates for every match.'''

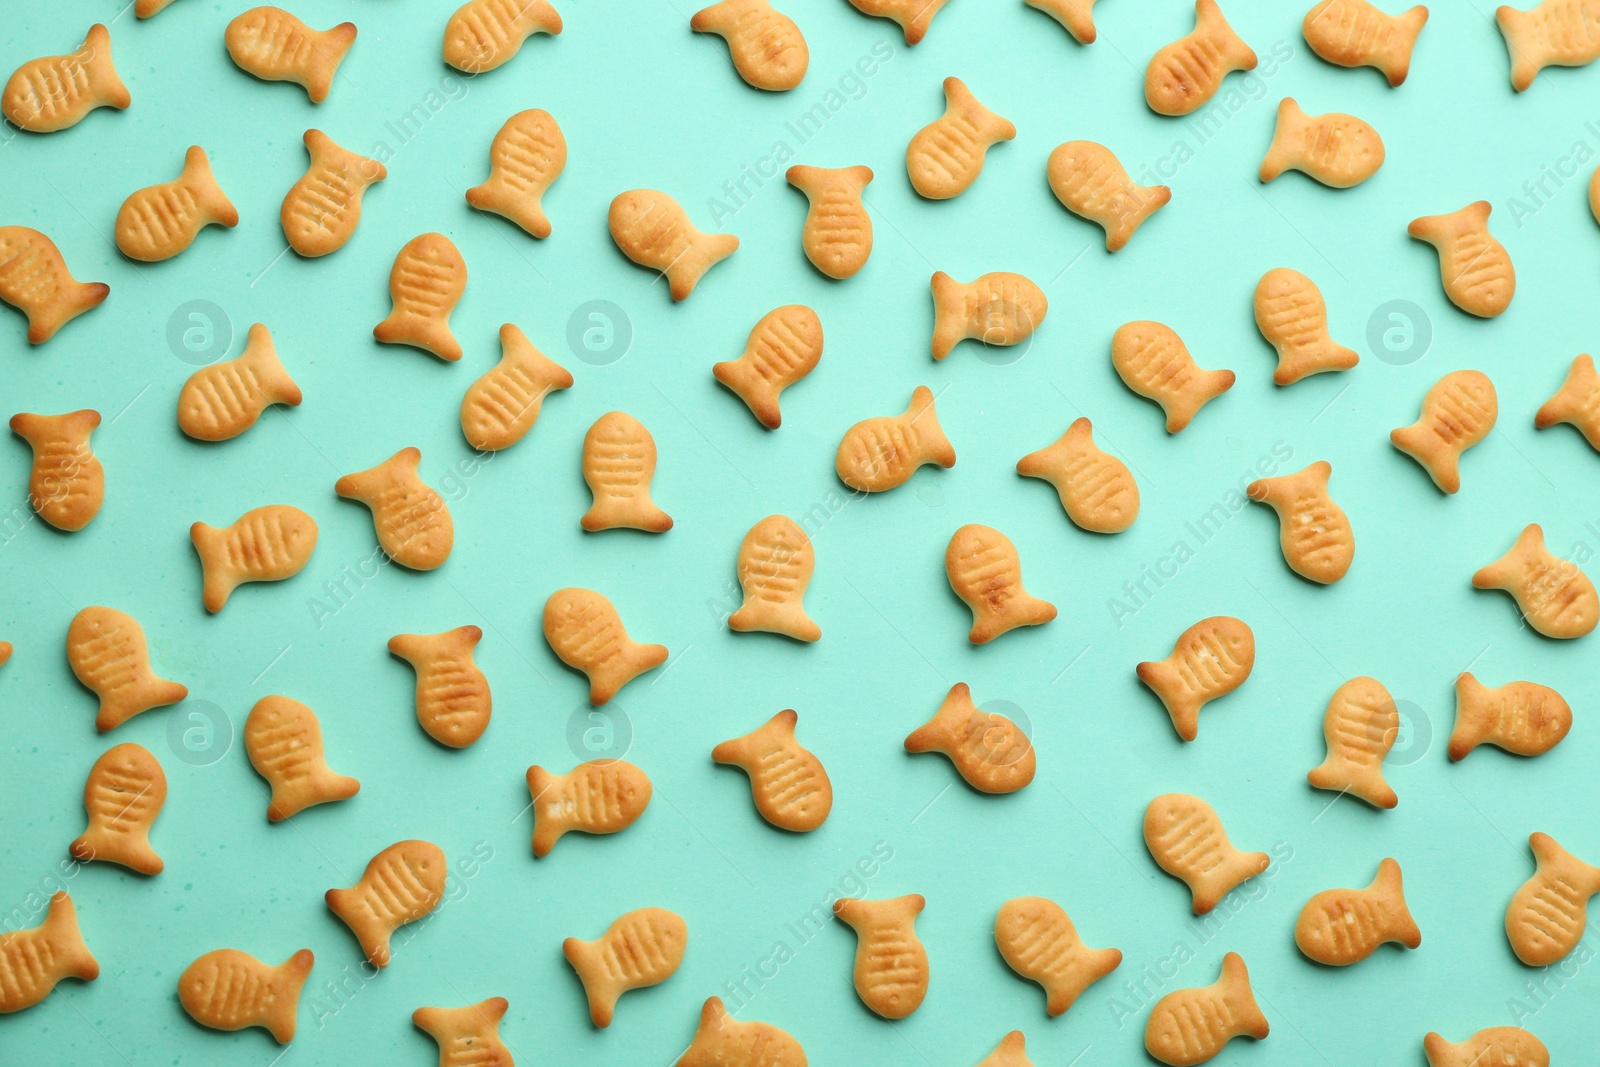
[1144,953,1268,1064]
[373,233,466,362]
[459,323,572,452]
[1144,794,1269,914]
[335,448,453,571]
[1408,201,1514,317]
[692,0,808,90]
[66,606,188,732]
[224,8,355,103]
[905,682,1035,793]
[1144,1,1257,116]
[0,893,98,1013]
[388,626,492,748]
[2,25,129,132]
[1259,98,1384,187]
[281,130,385,257]
[1535,353,1600,451]
[178,948,313,1042]
[1137,616,1255,741]
[563,908,686,1027]
[676,997,807,1066]
[9,410,103,532]
[325,840,446,967]
[609,189,737,301]
[1423,1028,1548,1067]
[1472,523,1597,638]
[1253,268,1359,385]
[787,165,873,279]
[713,709,832,831]
[542,588,667,704]
[994,896,1121,1016]
[1496,0,1600,90]
[713,305,822,429]
[0,227,108,343]
[1017,417,1139,533]
[580,412,672,533]
[845,0,950,44]
[191,505,317,612]
[466,109,566,238]
[906,77,1014,199]
[930,270,1046,360]
[443,0,562,72]
[834,895,928,1019]
[1047,141,1170,251]
[1307,676,1399,808]
[70,743,167,874]
[1450,672,1571,761]
[1505,832,1600,965]
[728,515,820,641]
[1295,858,1420,965]
[835,385,955,492]
[244,695,360,821]
[1111,321,1234,432]
[116,146,238,261]
[177,323,302,442]
[414,999,512,1067]
[1247,461,1354,584]
[1390,370,1497,493]
[527,759,652,857]
[1027,0,1100,42]
[945,524,1057,644]
[1302,1,1428,86]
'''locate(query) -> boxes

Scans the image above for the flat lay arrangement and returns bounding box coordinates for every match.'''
[3,0,1600,1064]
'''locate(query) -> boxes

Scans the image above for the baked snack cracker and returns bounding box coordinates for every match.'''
[466,109,566,238]
[975,1032,1035,1067]
[907,77,1014,199]
[178,948,312,1043]
[946,524,1057,644]
[1294,858,1420,965]
[10,409,103,531]
[281,130,385,257]
[2,24,129,132]
[137,0,183,16]
[1472,523,1597,638]
[1137,616,1255,741]
[178,323,302,441]
[931,270,1046,360]
[191,504,318,611]
[564,908,686,1027]
[1027,0,1100,42]
[460,323,572,451]
[1535,353,1600,451]
[1450,671,1571,761]
[1497,0,1600,90]
[67,606,188,731]
[388,626,492,748]
[1111,321,1234,432]
[845,0,950,44]
[1144,1,1256,116]
[1047,141,1170,252]
[906,682,1035,793]
[225,8,355,103]
[692,0,808,91]
[0,893,98,1013]
[994,896,1120,1016]
[580,412,672,532]
[834,895,928,1019]
[1144,952,1268,1065]
[244,695,360,821]
[787,165,873,279]
[1424,1027,1548,1067]
[116,146,238,262]
[728,515,820,641]
[1391,370,1497,493]
[374,233,466,362]
[1302,1,1427,86]
[1506,832,1600,966]
[70,742,166,874]
[413,998,511,1067]
[1307,676,1398,808]
[444,0,562,73]
[1408,201,1514,318]
[835,385,955,491]
[1145,794,1269,914]
[527,759,652,857]
[1259,98,1383,187]
[326,840,446,967]
[336,447,454,570]
[1253,268,1359,385]
[713,305,822,429]
[0,227,108,343]
[542,588,667,704]
[677,996,807,1066]
[609,190,737,301]
[1017,417,1138,533]
[1247,461,1354,584]
[714,709,831,831]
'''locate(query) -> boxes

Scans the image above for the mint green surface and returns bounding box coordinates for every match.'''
[4,0,1600,1063]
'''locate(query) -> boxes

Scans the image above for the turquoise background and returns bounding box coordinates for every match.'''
[3,0,1600,1063]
